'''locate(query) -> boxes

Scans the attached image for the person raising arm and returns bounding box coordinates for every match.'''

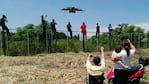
[86,46,105,84]
[86,46,105,75]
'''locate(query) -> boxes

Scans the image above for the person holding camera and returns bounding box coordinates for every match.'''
[86,46,105,84]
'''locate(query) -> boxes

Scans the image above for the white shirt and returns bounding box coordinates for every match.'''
[121,49,135,66]
[112,49,135,69]
[86,58,105,76]
[112,50,126,69]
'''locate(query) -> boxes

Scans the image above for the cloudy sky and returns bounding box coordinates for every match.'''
[1,0,149,33]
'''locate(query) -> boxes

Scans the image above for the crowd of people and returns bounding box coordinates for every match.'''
[40,16,102,40]
[1,14,109,40]
[50,20,101,39]
[0,15,146,84]
[85,39,137,84]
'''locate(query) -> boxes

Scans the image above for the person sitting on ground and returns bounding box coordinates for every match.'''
[86,46,105,84]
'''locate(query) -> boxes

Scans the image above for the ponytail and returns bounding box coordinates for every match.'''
[123,39,130,56]
[125,47,130,56]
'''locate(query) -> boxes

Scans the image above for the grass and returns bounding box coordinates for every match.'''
[0,49,149,84]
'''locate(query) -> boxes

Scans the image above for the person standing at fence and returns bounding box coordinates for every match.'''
[67,22,72,39]
[96,23,100,38]
[41,15,47,38]
[0,15,10,36]
[51,19,57,33]
[108,24,112,49]
[81,22,87,40]
[108,24,112,36]
[51,19,57,39]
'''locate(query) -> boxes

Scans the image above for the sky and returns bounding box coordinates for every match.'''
[1,0,149,33]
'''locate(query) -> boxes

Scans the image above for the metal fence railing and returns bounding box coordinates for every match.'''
[0,29,149,56]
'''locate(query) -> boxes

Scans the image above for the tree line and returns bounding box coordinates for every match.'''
[1,22,149,56]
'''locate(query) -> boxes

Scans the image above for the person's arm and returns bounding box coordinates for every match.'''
[99,46,105,70]
[111,51,121,62]
[117,61,128,68]
[86,54,93,68]
[111,53,128,68]
[128,39,136,52]
[100,46,104,59]
[111,56,121,63]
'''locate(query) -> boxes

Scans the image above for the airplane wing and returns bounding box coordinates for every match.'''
[61,8,69,10]
[75,8,84,11]
[61,7,71,10]
[61,7,84,13]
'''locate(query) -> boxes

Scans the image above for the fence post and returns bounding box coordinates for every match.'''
[67,31,68,52]
[6,34,9,55]
[0,29,2,55]
[147,34,149,48]
[108,34,112,50]
[2,29,6,55]
[96,36,99,51]
[46,28,48,53]
[82,33,85,51]
[50,29,53,52]
[27,30,30,56]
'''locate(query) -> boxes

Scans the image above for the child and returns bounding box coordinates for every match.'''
[112,45,128,68]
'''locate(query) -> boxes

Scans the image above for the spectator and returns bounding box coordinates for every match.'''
[96,23,100,38]
[0,15,10,36]
[108,24,112,36]
[86,46,105,84]
[80,22,87,40]
[67,22,72,39]
[111,39,136,84]
[111,45,129,69]
[41,15,46,37]
[51,19,57,33]
[51,19,57,39]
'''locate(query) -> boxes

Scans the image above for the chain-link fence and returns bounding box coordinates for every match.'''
[0,29,149,56]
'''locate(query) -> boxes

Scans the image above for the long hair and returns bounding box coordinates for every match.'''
[123,39,130,56]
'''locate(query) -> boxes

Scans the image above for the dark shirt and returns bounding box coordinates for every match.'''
[0,18,6,27]
[96,25,100,33]
[51,21,56,32]
[67,23,72,32]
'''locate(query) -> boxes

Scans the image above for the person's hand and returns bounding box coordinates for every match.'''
[100,46,104,52]
[88,54,93,58]
[127,39,130,43]
[124,65,129,69]
[112,56,121,62]
[86,53,93,60]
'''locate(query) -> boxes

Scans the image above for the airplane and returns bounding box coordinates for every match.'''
[61,7,84,13]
